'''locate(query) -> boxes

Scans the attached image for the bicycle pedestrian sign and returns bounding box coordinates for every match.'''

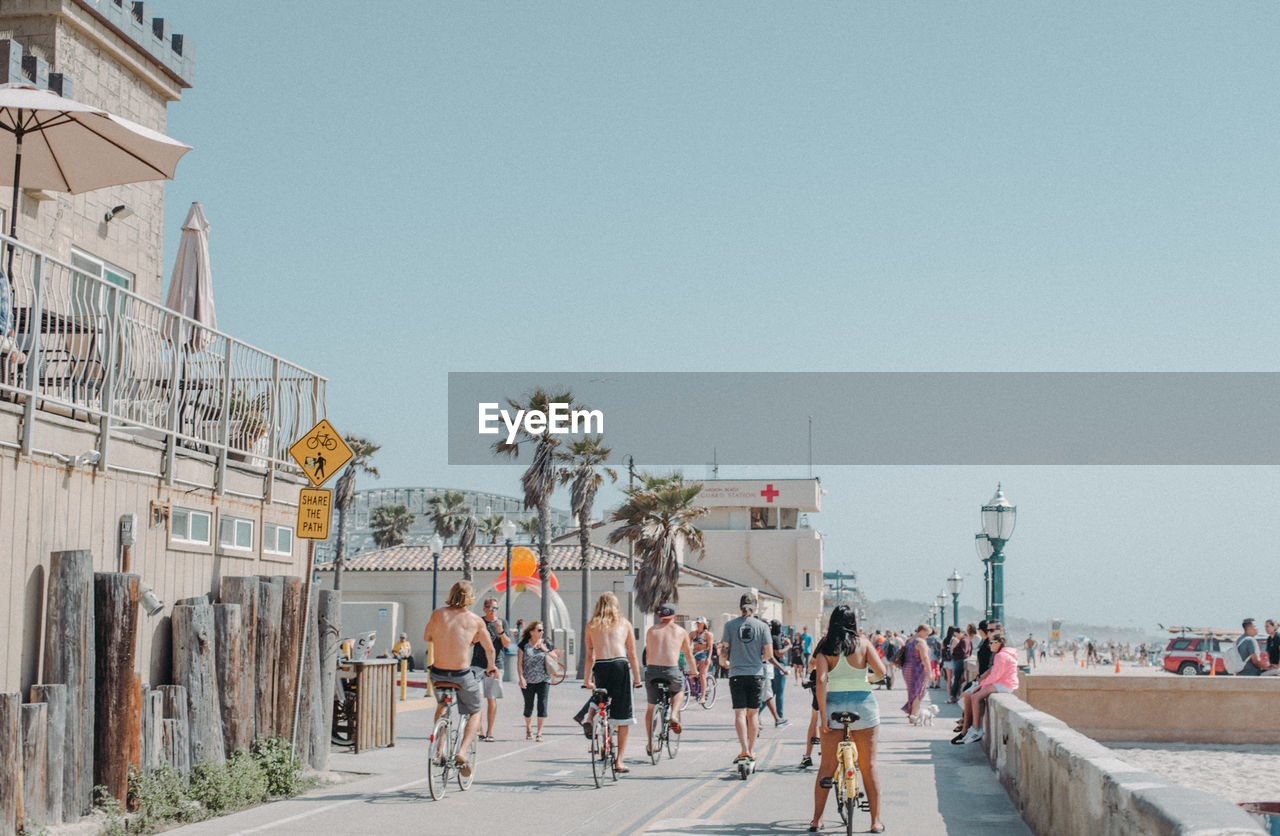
[288,419,352,486]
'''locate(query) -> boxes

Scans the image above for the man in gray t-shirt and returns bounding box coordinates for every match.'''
[1237,618,1271,676]
[719,592,773,763]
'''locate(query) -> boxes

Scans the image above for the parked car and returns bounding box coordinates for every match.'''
[1163,636,1232,675]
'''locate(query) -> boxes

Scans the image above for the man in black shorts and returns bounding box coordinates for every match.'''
[719,592,773,765]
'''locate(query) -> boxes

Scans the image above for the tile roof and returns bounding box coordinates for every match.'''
[327,543,630,573]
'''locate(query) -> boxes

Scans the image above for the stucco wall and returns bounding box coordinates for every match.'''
[984,693,1264,835]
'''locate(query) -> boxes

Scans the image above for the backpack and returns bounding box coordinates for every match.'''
[1223,637,1248,675]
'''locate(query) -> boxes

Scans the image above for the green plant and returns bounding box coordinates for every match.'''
[93,785,127,836]
[189,749,268,814]
[128,764,205,832]
[252,735,305,797]
[19,817,50,836]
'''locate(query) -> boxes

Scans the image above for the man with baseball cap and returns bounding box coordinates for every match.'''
[720,591,774,765]
[644,602,694,755]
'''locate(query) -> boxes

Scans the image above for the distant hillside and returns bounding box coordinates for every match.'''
[860,598,1161,644]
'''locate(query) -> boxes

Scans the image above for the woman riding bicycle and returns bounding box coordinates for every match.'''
[689,617,713,704]
[810,605,886,834]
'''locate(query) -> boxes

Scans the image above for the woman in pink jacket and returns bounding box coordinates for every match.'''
[952,632,1018,744]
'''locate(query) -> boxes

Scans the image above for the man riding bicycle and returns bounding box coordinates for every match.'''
[423,581,497,777]
[644,602,694,755]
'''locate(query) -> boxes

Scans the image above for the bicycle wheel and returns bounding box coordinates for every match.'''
[844,798,855,836]
[666,711,680,759]
[648,706,664,765]
[427,717,451,800]
[590,713,608,788]
[703,675,718,709]
[608,728,619,782]
[456,729,478,790]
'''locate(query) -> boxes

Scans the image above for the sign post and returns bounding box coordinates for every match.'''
[286,419,350,757]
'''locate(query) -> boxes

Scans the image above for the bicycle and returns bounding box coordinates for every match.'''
[682,666,717,709]
[306,432,338,451]
[586,688,619,788]
[647,680,680,764]
[427,683,477,800]
[820,710,870,836]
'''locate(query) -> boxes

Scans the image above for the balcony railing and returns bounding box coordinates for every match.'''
[0,233,326,497]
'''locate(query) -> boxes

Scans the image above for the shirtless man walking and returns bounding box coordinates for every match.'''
[581,591,642,773]
[423,581,497,776]
[644,603,694,754]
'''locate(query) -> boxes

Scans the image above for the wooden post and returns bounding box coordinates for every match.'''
[21,703,48,826]
[0,692,22,834]
[314,589,340,772]
[29,684,64,826]
[274,576,303,740]
[171,602,225,766]
[156,686,190,775]
[145,691,164,771]
[93,572,140,804]
[213,604,250,754]
[42,549,94,820]
[291,543,316,760]
[294,587,318,766]
[218,577,258,742]
[254,580,282,739]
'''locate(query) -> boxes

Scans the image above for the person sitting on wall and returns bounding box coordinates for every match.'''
[392,632,415,670]
[952,631,1018,745]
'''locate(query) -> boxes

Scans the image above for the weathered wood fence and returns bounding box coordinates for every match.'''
[1,561,339,835]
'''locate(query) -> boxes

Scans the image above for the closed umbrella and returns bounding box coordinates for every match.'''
[0,83,191,241]
[163,202,216,349]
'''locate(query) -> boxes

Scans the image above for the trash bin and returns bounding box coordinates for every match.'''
[503,650,517,682]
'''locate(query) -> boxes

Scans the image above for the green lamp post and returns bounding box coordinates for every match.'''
[981,485,1017,624]
[975,533,993,619]
[947,569,963,628]
[936,592,947,634]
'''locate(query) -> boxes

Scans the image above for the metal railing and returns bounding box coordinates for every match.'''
[0,233,326,496]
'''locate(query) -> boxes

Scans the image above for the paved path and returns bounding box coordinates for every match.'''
[169,680,1029,835]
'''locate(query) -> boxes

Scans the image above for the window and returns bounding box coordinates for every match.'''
[218,515,254,552]
[1170,639,1191,651]
[70,247,133,316]
[804,571,812,590]
[264,523,293,557]
[171,507,211,545]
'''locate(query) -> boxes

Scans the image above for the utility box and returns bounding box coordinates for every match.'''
[339,601,401,657]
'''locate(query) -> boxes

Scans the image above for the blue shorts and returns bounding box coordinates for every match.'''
[825,690,879,731]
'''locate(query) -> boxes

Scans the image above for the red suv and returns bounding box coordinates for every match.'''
[1163,636,1230,675]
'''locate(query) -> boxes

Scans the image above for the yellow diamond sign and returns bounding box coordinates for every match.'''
[296,488,332,540]
[288,419,352,486]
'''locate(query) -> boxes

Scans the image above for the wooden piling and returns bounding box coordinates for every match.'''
[218,576,258,742]
[274,576,303,739]
[0,692,22,834]
[294,589,318,766]
[214,603,250,754]
[93,572,141,803]
[144,691,164,772]
[156,686,190,775]
[42,549,94,820]
[29,684,65,826]
[172,602,226,766]
[21,703,48,826]
[254,580,282,738]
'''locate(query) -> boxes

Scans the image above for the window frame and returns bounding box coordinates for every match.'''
[217,514,255,554]
[170,506,212,547]
[263,522,294,558]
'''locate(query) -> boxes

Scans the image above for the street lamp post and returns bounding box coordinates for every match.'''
[981,485,1017,624]
[947,569,963,629]
[975,533,993,620]
[936,593,947,634]
[501,520,517,628]
[430,533,444,612]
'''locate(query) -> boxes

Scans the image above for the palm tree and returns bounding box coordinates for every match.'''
[608,472,707,613]
[332,436,381,591]
[370,504,414,548]
[494,388,575,629]
[518,517,539,542]
[458,512,478,582]
[556,436,616,677]
[426,490,471,577]
[479,514,506,544]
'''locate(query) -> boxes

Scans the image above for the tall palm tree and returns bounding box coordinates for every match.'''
[479,514,506,544]
[518,517,539,542]
[556,436,616,677]
[494,388,575,629]
[608,472,707,612]
[333,436,381,591]
[426,490,471,577]
[370,504,414,548]
[458,512,478,582]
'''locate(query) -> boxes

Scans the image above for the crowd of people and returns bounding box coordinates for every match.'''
[421,583,1032,833]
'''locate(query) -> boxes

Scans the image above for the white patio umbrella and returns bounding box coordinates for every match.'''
[0,83,192,241]
[163,202,216,349]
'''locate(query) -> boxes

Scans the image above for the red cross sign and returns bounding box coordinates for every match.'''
[761,484,780,503]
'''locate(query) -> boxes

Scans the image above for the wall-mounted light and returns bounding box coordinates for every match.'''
[140,587,164,616]
[104,204,134,224]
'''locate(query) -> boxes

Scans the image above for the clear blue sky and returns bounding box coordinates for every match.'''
[159,2,1280,631]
